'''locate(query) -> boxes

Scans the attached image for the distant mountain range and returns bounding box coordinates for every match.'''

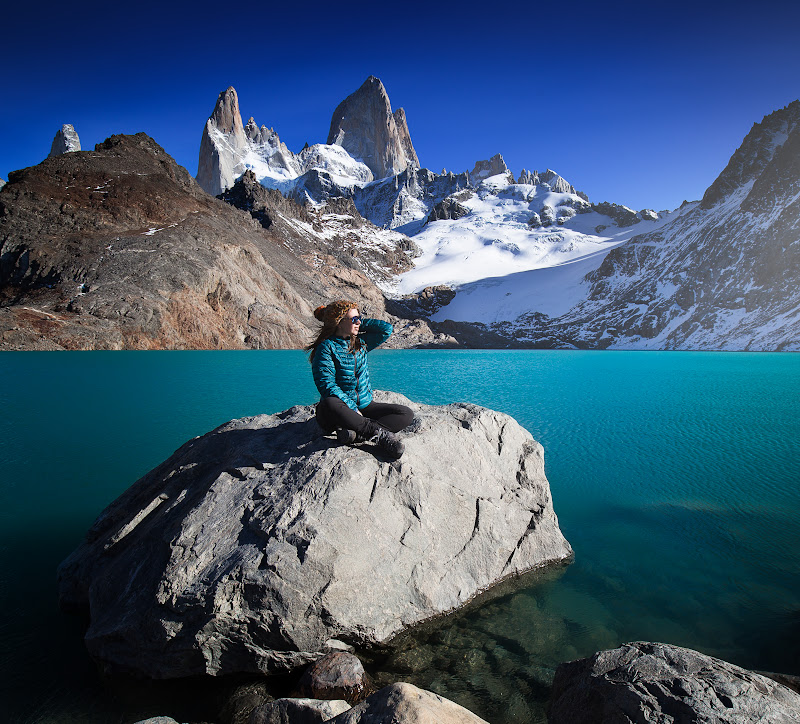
[0,78,797,350]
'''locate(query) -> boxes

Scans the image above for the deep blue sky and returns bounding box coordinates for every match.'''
[3,0,799,211]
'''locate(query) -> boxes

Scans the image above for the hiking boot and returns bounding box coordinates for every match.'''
[365,422,404,460]
[335,428,357,445]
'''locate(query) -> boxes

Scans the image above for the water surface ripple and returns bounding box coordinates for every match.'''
[1,350,798,723]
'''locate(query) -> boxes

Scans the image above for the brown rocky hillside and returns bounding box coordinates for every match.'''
[0,134,450,350]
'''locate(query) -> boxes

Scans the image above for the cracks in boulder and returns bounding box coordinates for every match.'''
[369,471,380,504]
[503,505,545,571]
[452,497,483,559]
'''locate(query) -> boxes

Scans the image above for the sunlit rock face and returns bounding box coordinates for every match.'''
[48,124,81,157]
[327,76,420,181]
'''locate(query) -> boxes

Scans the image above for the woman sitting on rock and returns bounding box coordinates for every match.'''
[308,300,413,460]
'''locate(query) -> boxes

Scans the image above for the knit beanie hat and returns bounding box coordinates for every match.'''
[314,300,357,326]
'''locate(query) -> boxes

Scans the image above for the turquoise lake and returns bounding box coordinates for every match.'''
[1,350,799,723]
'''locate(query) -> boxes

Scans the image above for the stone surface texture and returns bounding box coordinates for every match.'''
[196,87,249,196]
[221,680,275,724]
[295,652,374,704]
[48,123,81,157]
[249,698,350,724]
[327,683,489,723]
[57,393,572,679]
[549,641,800,724]
[327,76,419,180]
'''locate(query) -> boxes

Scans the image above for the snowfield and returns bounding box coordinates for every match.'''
[389,173,677,324]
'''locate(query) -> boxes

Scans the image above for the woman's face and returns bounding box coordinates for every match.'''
[336,308,361,337]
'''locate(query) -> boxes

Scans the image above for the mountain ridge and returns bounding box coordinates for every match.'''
[1,85,797,351]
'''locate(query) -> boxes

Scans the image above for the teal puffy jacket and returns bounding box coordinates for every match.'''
[311,318,392,410]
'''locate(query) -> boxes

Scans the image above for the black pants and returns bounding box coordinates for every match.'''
[315,396,414,435]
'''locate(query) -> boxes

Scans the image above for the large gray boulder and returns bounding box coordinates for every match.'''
[549,641,800,724]
[328,683,488,723]
[57,392,572,679]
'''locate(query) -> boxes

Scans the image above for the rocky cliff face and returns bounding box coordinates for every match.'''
[48,124,81,157]
[0,134,442,350]
[470,153,510,185]
[327,76,420,181]
[196,78,418,200]
[503,101,800,350]
[220,169,420,285]
[196,87,252,196]
[354,167,471,232]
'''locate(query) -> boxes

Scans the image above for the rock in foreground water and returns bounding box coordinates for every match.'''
[249,698,350,724]
[295,652,374,704]
[58,392,572,678]
[549,641,800,724]
[328,683,488,724]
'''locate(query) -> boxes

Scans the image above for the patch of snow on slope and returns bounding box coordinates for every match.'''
[393,175,677,314]
[238,140,374,194]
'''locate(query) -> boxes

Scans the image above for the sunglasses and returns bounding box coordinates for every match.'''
[347,316,362,324]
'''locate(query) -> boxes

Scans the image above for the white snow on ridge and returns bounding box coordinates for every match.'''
[391,174,677,323]
[233,134,374,193]
[430,251,613,323]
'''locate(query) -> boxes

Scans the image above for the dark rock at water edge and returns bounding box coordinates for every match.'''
[295,652,374,704]
[549,641,800,724]
[57,392,572,679]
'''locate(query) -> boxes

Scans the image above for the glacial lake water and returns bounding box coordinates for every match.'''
[1,350,799,723]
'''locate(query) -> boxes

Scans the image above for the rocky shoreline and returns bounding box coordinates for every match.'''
[57,395,800,723]
[130,643,800,724]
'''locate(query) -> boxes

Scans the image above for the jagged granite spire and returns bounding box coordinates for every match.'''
[469,153,509,184]
[48,124,81,158]
[196,87,249,196]
[517,168,584,197]
[327,76,420,180]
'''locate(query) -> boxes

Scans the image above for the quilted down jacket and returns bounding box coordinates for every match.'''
[311,318,392,410]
